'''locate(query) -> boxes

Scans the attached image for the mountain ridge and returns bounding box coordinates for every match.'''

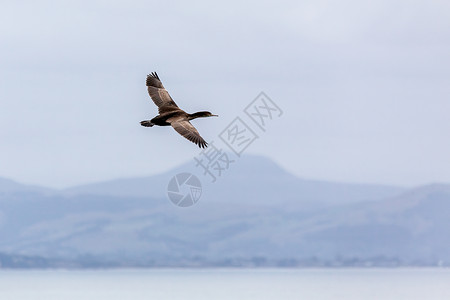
[1,155,449,267]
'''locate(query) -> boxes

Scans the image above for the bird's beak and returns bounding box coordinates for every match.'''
[212,114,219,117]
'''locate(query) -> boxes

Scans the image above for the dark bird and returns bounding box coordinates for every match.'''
[140,72,218,148]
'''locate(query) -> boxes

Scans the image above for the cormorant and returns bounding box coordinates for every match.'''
[140,72,218,148]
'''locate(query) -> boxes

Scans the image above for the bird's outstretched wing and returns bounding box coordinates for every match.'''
[169,117,208,148]
[146,72,179,113]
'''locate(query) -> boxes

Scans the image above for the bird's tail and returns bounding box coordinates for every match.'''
[140,120,154,127]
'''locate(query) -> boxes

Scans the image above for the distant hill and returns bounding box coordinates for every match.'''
[275,183,450,263]
[2,155,449,268]
[62,154,404,209]
[0,177,53,196]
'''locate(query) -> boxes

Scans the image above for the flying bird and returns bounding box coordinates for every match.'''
[140,72,218,148]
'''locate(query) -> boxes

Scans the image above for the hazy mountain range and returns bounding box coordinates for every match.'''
[1,154,449,268]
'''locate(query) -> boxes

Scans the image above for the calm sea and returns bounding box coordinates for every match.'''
[0,268,449,300]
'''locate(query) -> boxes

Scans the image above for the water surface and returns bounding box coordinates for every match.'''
[0,268,449,300]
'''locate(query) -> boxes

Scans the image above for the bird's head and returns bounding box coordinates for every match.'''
[189,111,219,120]
[203,111,218,117]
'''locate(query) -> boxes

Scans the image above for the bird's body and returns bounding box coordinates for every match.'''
[149,111,183,126]
[140,72,217,148]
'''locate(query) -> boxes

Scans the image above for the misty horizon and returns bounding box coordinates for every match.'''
[1,152,446,190]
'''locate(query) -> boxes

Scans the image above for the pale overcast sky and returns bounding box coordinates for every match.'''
[1,0,449,188]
